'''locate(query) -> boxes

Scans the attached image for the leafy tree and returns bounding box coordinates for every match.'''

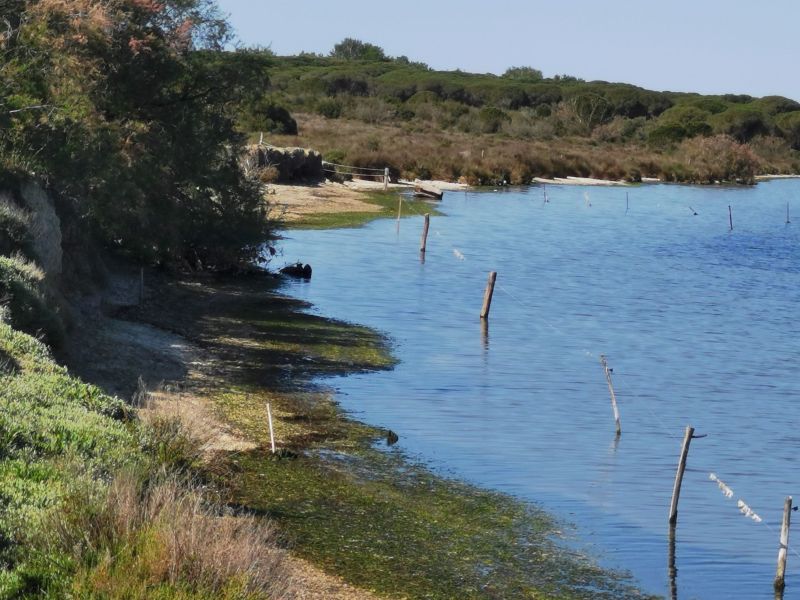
[710,106,771,142]
[502,66,543,82]
[330,38,387,61]
[752,95,800,116]
[0,0,271,267]
[774,111,800,149]
[655,105,713,138]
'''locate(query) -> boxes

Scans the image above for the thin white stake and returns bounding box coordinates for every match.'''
[599,355,621,436]
[267,402,276,454]
[396,196,403,234]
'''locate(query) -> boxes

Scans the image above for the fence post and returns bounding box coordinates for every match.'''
[668,426,695,525]
[775,496,793,592]
[480,272,497,320]
[599,355,621,436]
[384,167,389,191]
[420,214,430,254]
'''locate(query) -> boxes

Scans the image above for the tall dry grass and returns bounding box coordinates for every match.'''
[266,113,799,185]
[48,473,294,598]
[37,383,295,599]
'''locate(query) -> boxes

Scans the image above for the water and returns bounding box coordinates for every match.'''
[278,180,800,600]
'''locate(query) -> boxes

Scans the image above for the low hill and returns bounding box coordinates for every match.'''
[229,44,800,184]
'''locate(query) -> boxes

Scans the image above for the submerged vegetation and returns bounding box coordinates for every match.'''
[235,41,800,185]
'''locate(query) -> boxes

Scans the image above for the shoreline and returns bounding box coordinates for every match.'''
[54,182,651,598]
[89,270,647,599]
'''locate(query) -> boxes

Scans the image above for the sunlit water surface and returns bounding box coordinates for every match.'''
[279,180,800,600]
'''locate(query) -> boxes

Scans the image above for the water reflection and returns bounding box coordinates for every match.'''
[480,318,489,352]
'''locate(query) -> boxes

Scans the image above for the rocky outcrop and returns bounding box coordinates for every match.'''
[20,182,62,279]
[254,145,323,181]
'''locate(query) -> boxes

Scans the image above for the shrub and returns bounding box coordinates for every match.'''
[0,255,64,345]
[676,134,760,183]
[317,98,343,119]
[0,198,33,258]
[241,100,298,135]
[477,107,511,134]
[711,105,771,142]
[502,66,543,82]
[330,38,387,61]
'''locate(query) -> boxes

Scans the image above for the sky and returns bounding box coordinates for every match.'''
[215,0,800,101]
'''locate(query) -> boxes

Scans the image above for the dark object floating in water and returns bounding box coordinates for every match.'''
[414,183,443,200]
[386,430,399,446]
[280,263,312,279]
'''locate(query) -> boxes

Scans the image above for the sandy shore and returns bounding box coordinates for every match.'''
[755,174,800,180]
[533,176,631,186]
[269,178,467,222]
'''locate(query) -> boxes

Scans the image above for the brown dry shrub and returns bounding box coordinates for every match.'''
[50,473,293,598]
[676,134,760,183]
[258,165,281,184]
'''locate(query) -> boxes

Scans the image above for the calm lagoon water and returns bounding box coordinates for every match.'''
[279,179,800,600]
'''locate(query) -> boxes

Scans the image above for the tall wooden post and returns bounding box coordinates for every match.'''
[140,268,144,305]
[729,205,734,231]
[480,272,497,320]
[384,167,389,191]
[787,202,791,225]
[420,214,430,254]
[668,426,695,525]
[599,355,621,436]
[775,496,793,592]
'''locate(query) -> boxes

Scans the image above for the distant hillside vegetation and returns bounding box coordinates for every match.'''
[228,40,800,185]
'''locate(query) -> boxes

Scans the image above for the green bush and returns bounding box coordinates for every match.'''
[317,98,343,119]
[502,66,543,82]
[477,107,511,134]
[0,256,63,346]
[330,38,387,61]
[240,99,298,135]
[710,105,771,142]
[0,200,33,259]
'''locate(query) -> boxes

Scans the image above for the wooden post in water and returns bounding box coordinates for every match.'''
[775,496,793,592]
[384,167,389,191]
[668,426,695,525]
[729,205,734,231]
[266,402,276,454]
[480,272,497,320]
[626,192,629,213]
[420,213,430,254]
[787,202,791,225]
[599,355,621,436]
[396,196,403,234]
[140,268,144,305]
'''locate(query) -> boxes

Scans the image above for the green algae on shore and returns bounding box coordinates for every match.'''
[289,191,443,230]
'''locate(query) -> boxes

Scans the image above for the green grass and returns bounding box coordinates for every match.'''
[289,191,443,229]
[0,319,137,599]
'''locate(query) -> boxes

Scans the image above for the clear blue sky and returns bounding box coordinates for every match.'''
[216,0,800,101]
